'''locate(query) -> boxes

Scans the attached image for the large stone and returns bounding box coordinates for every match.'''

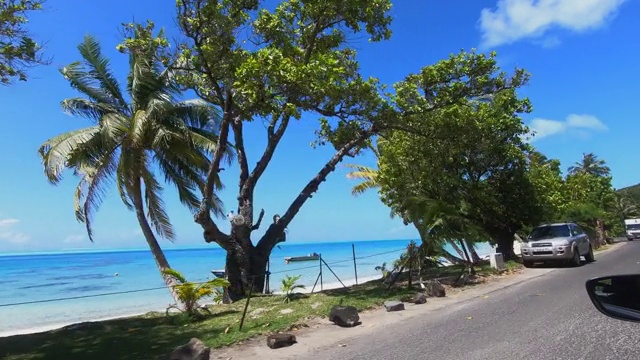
[423,280,446,297]
[329,305,360,327]
[413,293,428,304]
[383,301,405,312]
[169,338,210,360]
[266,333,297,349]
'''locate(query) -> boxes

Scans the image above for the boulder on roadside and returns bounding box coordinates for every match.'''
[169,338,210,360]
[329,305,360,327]
[266,333,297,349]
[413,293,428,304]
[423,280,446,297]
[383,301,405,312]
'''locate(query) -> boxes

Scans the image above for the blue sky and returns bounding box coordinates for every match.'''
[0,0,638,253]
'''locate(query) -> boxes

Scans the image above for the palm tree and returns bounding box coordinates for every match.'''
[612,193,639,221]
[38,34,230,305]
[568,153,610,177]
[345,145,380,196]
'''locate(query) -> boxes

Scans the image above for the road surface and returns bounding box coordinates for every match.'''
[309,241,640,360]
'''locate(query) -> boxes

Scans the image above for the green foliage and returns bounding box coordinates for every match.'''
[567,153,610,177]
[0,0,47,84]
[377,54,537,252]
[163,268,229,317]
[619,183,640,207]
[374,262,389,278]
[280,274,305,303]
[38,32,229,241]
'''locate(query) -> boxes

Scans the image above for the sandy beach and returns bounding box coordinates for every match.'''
[0,274,383,338]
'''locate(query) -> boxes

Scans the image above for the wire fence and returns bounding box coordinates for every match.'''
[0,245,408,308]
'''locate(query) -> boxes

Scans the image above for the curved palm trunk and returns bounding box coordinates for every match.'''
[446,239,466,259]
[131,178,183,307]
[465,240,482,264]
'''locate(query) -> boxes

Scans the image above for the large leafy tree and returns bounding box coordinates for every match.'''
[38,32,229,305]
[563,169,617,246]
[377,71,538,259]
[0,0,48,84]
[120,1,526,300]
[525,151,566,225]
[345,150,478,264]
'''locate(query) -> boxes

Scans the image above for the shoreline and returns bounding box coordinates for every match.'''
[0,274,384,338]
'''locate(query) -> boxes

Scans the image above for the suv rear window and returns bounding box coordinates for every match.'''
[529,224,571,240]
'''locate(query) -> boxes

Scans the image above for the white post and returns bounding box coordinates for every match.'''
[490,253,505,270]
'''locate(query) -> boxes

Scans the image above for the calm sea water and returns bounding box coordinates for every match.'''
[0,239,494,335]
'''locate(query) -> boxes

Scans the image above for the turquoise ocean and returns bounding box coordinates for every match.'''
[0,239,494,335]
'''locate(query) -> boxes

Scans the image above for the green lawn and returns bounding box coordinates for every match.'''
[0,262,520,360]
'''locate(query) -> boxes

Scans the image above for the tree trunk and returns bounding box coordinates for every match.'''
[440,251,466,265]
[492,230,516,260]
[131,179,183,307]
[446,239,466,259]
[223,246,268,302]
[458,239,476,275]
[595,219,606,248]
[465,240,482,264]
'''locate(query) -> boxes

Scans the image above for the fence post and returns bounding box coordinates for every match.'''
[239,281,254,331]
[352,243,358,285]
[264,259,270,294]
[319,254,324,291]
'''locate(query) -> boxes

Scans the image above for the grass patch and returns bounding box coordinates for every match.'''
[1,262,520,360]
[0,279,416,360]
[595,244,611,253]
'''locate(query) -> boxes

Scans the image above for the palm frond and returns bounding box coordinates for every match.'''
[76,148,119,241]
[60,98,118,123]
[162,268,187,283]
[351,181,378,196]
[39,126,101,184]
[140,162,175,240]
[154,151,202,211]
[60,62,120,107]
[76,35,128,110]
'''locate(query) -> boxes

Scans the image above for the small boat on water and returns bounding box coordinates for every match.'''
[211,269,225,278]
[285,253,319,264]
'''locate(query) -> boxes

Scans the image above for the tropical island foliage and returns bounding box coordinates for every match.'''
[34,0,632,303]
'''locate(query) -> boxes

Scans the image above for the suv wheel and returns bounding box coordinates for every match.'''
[571,248,582,267]
[523,260,533,268]
[585,245,595,263]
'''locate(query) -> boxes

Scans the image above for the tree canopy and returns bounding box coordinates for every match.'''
[376,66,537,258]
[0,0,47,84]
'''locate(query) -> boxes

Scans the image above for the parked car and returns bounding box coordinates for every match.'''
[520,222,595,268]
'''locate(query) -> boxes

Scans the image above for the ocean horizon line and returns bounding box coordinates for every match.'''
[0,238,417,258]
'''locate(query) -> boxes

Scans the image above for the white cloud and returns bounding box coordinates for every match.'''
[388,224,407,234]
[479,0,627,48]
[528,114,607,141]
[118,228,143,239]
[64,234,86,244]
[0,218,30,244]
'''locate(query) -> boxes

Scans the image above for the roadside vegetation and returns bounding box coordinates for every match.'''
[1,262,516,360]
[1,0,634,355]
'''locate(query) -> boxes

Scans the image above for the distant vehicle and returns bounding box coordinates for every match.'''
[285,253,319,264]
[624,218,640,241]
[586,274,640,323]
[520,222,594,268]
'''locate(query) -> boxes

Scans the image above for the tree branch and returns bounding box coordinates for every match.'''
[251,208,265,231]
[232,116,250,192]
[256,127,375,253]
[240,113,291,199]
[194,207,234,251]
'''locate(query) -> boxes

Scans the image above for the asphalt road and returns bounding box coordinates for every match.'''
[310,241,640,360]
